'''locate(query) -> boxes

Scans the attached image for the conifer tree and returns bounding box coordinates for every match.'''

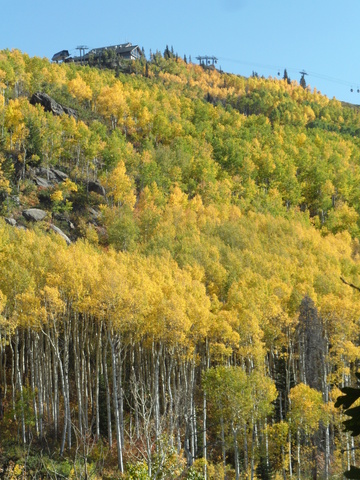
[164,45,170,59]
[296,296,325,391]
[283,68,291,84]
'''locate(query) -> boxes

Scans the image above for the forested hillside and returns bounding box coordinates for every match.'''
[1,49,360,479]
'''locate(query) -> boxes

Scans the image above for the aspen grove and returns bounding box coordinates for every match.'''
[1,49,360,478]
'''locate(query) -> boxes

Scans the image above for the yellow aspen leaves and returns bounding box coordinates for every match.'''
[101,161,136,208]
[67,75,92,103]
[50,190,63,203]
[288,383,325,434]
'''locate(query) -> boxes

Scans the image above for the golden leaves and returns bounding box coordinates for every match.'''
[101,161,136,209]
[67,75,92,103]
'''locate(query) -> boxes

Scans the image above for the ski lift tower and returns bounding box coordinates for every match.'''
[299,70,308,88]
[196,55,218,67]
[76,45,89,64]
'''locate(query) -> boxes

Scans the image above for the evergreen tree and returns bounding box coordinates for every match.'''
[283,68,291,84]
[296,296,325,391]
[256,453,273,480]
[164,45,170,59]
[98,374,109,438]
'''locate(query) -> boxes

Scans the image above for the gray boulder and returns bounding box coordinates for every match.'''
[34,177,53,188]
[30,93,77,119]
[32,167,68,186]
[49,224,71,245]
[63,105,77,118]
[88,207,100,218]
[51,168,68,182]
[5,218,16,226]
[22,209,47,222]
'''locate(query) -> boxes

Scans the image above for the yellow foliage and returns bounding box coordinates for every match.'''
[289,383,325,433]
[68,75,92,102]
[101,161,136,208]
[50,190,63,203]
[62,178,78,193]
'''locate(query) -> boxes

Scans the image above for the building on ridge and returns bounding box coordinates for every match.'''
[65,43,143,64]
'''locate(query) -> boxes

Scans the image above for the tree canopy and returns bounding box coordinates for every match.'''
[1,48,360,478]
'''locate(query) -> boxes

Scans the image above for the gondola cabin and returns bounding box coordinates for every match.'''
[51,50,70,63]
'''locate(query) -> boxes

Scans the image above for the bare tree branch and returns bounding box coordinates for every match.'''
[340,277,360,292]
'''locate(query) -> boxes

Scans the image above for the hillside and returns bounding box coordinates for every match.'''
[1,49,360,478]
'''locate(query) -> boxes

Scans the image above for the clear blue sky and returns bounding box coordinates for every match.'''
[1,0,359,103]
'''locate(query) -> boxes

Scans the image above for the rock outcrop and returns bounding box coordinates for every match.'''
[33,177,53,188]
[30,93,77,119]
[5,218,16,226]
[49,224,71,245]
[31,167,68,188]
[88,207,101,219]
[50,168,68,182]
[22,209,47,222]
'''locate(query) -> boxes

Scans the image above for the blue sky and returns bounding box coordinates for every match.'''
[1,0,359,103]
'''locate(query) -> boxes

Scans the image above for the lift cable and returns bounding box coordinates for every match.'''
[217,56,359,90]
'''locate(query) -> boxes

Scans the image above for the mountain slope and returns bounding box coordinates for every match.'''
[0,49,360,478]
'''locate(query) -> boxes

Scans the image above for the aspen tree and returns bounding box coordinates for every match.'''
[67,75,92,104]
[288,384,325,479]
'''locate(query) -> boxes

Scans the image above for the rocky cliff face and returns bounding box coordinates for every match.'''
[30,92,77,118]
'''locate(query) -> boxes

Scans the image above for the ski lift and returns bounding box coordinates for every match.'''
[277,71,280,76]
[357,88,360,93]
[351,87,354,92]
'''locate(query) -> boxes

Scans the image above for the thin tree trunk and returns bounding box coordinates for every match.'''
[102,337,112,447]
[289,418,293,477]
[15,330,26,444]
[109,331,123,473]
[203,388,207,479]
[351,436,356,466]
[28,330,39,437]
[53,327,59,439]
[64,320,72,451]
[153,341,160,446]
[297,428,301,480]
[244,423,249,475]
[73,316,83,436]
[35,332,44,439]
[95,321,102,439]
[251,421,256,480]
[233,426,240,480]
[221,415,226,477]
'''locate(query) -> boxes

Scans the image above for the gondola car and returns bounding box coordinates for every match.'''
[51,50,70,63]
